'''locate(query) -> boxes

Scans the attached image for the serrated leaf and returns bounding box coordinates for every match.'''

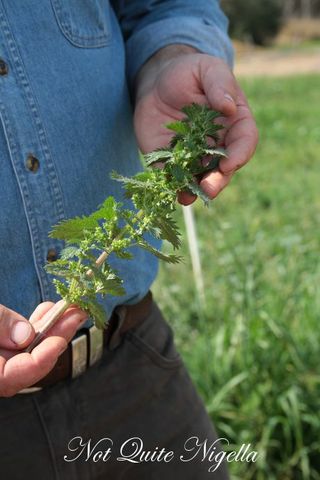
[181,104,220,123]
[191,157,221,176]
[114,250,134,260]
[170,164,187,183]
[187,181,211,206]
[204,148,227,158]
[60,245,81,260]
[144,150,172,166]
[137,239,182,264]
[50,215,99,242]
[111,170,154,189]
[83,299,107,329]
[45,259,72,277]
[90,266,126,297]
[166,121,189,136]
[92,196,119,221]
[205,123,224,141]
[150,216,181,249]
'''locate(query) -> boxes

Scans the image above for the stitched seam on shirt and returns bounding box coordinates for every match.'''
[0,104,47,300]
[0,3,67,297]
[32,396,61,480]
[50,0,110,48]
[0,9,66,224]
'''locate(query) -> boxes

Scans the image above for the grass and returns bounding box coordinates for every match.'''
[152,75,320,480]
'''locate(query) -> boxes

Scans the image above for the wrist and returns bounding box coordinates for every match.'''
[134,44,199,103]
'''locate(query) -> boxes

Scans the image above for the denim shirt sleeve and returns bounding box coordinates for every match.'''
[111,0,234,88]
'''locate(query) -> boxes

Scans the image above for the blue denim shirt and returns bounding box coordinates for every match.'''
[0,0,233,320]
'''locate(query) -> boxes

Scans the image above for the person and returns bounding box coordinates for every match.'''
[0,1,258,478]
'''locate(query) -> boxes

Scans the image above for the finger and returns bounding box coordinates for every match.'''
[0,305,88,361]
[200,57,238,117]
[219,108,259,175]
[0,336,67,397]
[200,170,233,199]
[177,190,197,206]
[45,306,88,343]
[29,301,55,324]
[0,305,34,350]
[31,301,88,344]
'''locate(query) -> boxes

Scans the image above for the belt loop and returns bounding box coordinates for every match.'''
[107,305,127,351]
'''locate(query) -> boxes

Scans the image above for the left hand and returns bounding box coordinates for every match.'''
[0,302,87,396]
[134,47,258,205]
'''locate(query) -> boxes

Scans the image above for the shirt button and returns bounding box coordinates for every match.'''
[0,59,8,76]
[26,154,40,173]
[47,249,58,262]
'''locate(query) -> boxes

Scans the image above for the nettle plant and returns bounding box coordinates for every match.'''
[46,104,226,329]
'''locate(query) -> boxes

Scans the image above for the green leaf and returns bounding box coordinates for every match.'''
[204,148,227,158]
[144,150,172,166]
[114,250,134,260]
[60,245,81,260]
[45,259,72,278]
[187,181,211,206]
[89,266,125,297]
[136,239,182,264]
[150,215,181,249]
[92,196,119,221]
[83,299,107,329]
[111,171,153,190]
[180,104,223,142]
[170,164,188,183]
[50,197,119,243]
[166,121,189,136]
[50,215,99,242]
[182,104,220,124]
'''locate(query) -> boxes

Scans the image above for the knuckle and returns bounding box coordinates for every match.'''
[219,164,235,175]
[202,183,219,199]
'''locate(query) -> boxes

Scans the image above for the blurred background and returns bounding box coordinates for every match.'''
[153,2,320,479]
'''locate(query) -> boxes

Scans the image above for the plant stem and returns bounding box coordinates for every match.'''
[25,209,146,352]
[25,299,71,353]
[87,208,145,274]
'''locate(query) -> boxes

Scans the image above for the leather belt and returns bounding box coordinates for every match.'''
[18,291,153,393]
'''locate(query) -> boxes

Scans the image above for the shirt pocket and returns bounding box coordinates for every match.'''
[50,0,112,48]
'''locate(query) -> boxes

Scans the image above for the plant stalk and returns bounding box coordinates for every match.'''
[25,209,146,352]
[25,299,71,353]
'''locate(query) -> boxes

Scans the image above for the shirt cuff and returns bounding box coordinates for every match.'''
[125,16,234,91]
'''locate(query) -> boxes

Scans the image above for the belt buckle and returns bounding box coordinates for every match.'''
[17,324,104,393]
[71,325,104,378]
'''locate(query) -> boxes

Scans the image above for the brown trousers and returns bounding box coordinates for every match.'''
[0,299,229,480]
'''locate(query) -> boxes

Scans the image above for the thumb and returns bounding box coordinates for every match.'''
[200,56,238,117]
[0,305,35,349]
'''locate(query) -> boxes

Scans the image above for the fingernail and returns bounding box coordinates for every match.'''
[11,321,33,345]
[224,93,235,104]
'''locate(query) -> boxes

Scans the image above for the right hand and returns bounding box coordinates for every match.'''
[0,301,87,397]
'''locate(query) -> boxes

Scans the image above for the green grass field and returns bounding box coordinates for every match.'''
[153,75,320,480]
